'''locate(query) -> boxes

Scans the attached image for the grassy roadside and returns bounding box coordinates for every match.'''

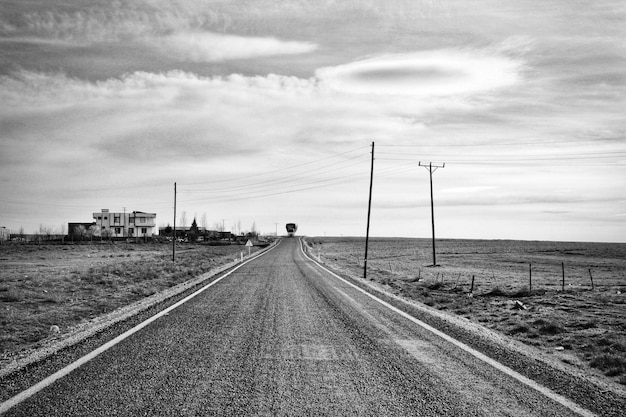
[0,241,261,365]
[305,237,626,387]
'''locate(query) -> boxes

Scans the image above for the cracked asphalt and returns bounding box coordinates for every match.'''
[3,238,590,416]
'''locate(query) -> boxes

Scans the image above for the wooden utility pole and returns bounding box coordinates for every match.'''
[364,142,375,279]
[173,182,176,263]
[419,162,445,266]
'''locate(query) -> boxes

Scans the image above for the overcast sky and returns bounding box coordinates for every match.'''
[1,0,625,242]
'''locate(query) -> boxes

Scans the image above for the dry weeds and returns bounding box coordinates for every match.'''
[0,241,259,363]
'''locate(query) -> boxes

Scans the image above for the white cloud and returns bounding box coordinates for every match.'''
[148,31,318,62]
[316,50,522,96]
[1,3,317,62]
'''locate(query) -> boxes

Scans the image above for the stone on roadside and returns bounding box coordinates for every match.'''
[508,300,527,310]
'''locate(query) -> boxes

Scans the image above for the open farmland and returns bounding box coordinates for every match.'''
[0,241,260,367]
[306,237,626,386]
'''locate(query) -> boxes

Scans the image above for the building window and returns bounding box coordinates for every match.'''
[102,226,105,230]
[128,228,134,236]
[114,216,120,224]
[129,217,135,224]
[140,217,146,223]
[115,227,121,234]
[141,228,147,234]
[104,216,108,220]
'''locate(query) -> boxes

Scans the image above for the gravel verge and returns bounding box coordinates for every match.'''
[301,239,626,417]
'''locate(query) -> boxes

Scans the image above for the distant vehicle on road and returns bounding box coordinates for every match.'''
[285,223,297,237]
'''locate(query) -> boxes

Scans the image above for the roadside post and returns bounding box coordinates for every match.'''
[245,239,253,257]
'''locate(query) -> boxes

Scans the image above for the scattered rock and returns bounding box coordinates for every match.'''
[49,325,60,334]
[555,346,565,351]
[509,300,527,310]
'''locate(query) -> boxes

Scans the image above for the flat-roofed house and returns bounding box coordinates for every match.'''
[93,209,156,238]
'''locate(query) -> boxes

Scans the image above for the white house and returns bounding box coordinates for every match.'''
[93,209,156,238]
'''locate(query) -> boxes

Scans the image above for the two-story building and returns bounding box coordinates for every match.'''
[93,209,156,238]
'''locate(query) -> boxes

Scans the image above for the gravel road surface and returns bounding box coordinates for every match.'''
[2,238,595,416]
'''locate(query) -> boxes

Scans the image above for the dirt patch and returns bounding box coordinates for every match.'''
[306,237,626,388]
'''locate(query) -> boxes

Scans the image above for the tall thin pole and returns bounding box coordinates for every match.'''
[429,163,435,265]
[173,182,176,262]
[419,162,445,266]
[364,142,375,279]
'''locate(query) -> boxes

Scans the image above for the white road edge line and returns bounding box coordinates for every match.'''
[299,238,596,417]
[0,241,280,415]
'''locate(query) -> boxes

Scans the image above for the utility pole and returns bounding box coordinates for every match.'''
[419,162,445,267]
[173,182,176,262]
[364,142,375,279]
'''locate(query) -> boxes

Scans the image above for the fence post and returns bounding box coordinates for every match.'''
[469,275,475,294]
[529,263,532,295]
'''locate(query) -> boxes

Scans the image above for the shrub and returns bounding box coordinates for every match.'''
[508,324,530,335]
[427,282,444,290]
[574,320,597,330]
[0,289,21,302]
[482,286,507,297]
[589,353,626,377]
[533,319,565,335]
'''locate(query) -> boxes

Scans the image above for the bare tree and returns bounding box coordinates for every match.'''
[248,221,258,238]
[201,212,208,230]
[88,225,98,241]
[179,211,188,228]
[39,224,53,241]
[74,225,86,241]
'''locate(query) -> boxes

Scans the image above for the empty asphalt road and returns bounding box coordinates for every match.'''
[2,238,597,416]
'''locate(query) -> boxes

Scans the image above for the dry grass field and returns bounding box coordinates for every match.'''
[0,241,259,366]
[306,237,626,386]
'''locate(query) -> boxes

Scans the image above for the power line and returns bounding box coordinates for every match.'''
[181,145,369,186]
[377,136,625,148]
[180,155,368,194]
